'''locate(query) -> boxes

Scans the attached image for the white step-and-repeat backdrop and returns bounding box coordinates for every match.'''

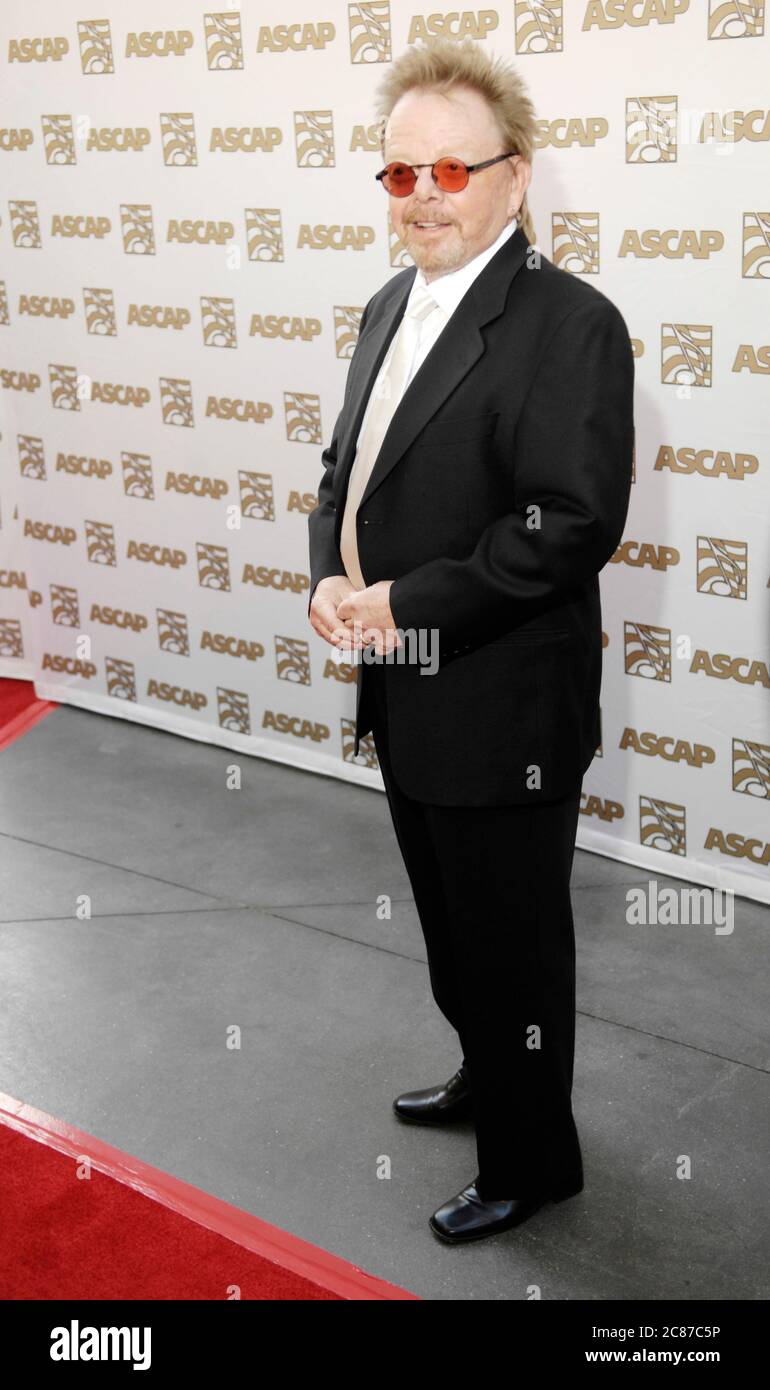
[0,3,768,903]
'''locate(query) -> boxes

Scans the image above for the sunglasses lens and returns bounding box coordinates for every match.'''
[383,163,415,195]
[434,158,468,191]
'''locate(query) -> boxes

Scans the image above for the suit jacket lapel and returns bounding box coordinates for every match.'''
[332,225,531,523]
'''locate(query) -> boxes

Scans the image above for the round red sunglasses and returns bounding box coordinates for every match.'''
[375,152,518,196]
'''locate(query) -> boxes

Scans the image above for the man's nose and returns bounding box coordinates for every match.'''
[412,164,439,197]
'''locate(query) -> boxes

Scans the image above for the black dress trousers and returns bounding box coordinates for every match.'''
[363,655,585,1201]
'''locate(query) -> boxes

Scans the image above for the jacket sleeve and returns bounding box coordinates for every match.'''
[307,297,374,616]
[387,295,635,648]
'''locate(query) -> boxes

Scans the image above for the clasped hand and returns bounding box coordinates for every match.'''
[309,576,403,655]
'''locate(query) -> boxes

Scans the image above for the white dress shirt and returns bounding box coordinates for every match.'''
[352,217,518,453]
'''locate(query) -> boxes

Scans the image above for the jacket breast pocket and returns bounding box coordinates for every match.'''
[418,412,499,449]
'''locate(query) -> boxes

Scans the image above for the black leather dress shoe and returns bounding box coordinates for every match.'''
[393,1066,472,1125]
[429,1173,583,1243]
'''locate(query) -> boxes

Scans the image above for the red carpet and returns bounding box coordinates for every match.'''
[0,677,58,750]
[0,1094,418,1300]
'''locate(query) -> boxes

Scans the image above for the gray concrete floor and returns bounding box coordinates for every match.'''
[0,703,767,1301]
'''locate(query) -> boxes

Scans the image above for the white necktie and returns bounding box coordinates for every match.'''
[340,282,441,591]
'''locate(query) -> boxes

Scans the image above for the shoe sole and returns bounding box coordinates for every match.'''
[392,1102,473,1125]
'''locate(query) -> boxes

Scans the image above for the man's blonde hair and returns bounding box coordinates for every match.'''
[373,37,537,246]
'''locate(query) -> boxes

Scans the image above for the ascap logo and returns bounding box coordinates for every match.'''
[42,653,98,677]
[197,543,231,591]
[10,200,42,247]
[127,540,186,569]
[700,110,770,143]
[202,631,265,661]
[611,541,679,570]
[57,452,112,480]
[732,739,770,797]
[661,324,712,387]
[584,0,690,29]
[123,452,155,499]
[121,205,155,255]
[515,1,563,51]
[276,636,311,685]
[619,230,724,259]
[51,585,79,625]
[85,289,117,335]
[295,110,334,167]
[158,609,190,655]
[8,36,68,62]
[640,796,686,856]
[626,96,677,163]
[0,618,24,659]
[625,622,672,681]
[708,0,765,40]
[86,128,151,152]
[250,314,322,342]
[204,13,243,70]
[88,381,151,408]
[743,213,770,278]
[205,396,272,423]
[696,537,747,597]
[19,434,45,479]
[218,688,250,733]
[147,680,207,710]
[535,118,608,148]
[620,727,715,768]
[168,220,234,245]
[85,521,117,566]
[128,304,190,331]
[349,2,392,61]
[160,377,194,427]
[201,298,237,348]
[552,214,599,273]
[211,127,282,153]
[48,364,79,410]
[91,604,148,632]
[298,225,375,251]
[580,795,623,821]
[704,828,770,866]
[2,370,41,393]
[407,10,498,44]
[24,520,77,546]
[654,446,758,479]
[239,472,275,521]
[160,115,196,165]
[165,471,228,499]
[257,22,335,51]
[285,392,321,442]
[732,341,770,373]
[42,115,75,163]
[334,306,364,357]
[243,566,308,595]
[1,127,34,150]
[263,711,330,742]
[52,216,111,239]
[245,209,284,262]
[106,657,137,701]
[77,19,114,75]
[125,31,194,58]
[690,648,770,687]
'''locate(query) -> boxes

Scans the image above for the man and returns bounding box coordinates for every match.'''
[307,38,634,1243]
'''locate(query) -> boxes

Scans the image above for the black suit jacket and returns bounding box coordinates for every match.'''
[308,225,635,806]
